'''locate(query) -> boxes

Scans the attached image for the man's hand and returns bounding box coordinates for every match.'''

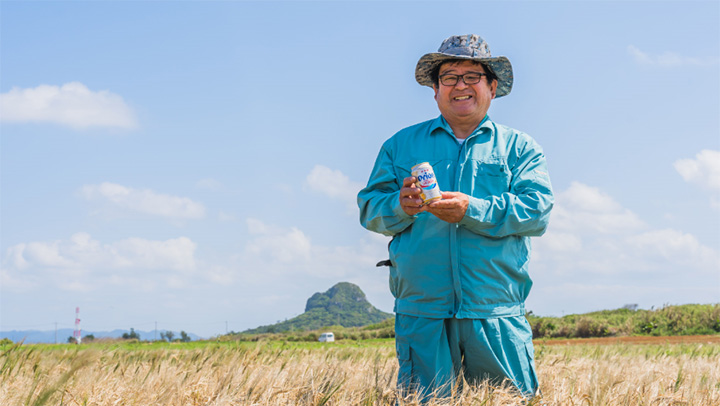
[425,191,469,223]
[399,177,425,216]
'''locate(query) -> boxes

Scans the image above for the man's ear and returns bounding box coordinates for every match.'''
[433,84,439,100]
[490,79,498,99]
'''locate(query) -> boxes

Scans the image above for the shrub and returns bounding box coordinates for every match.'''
[573,318,610,338]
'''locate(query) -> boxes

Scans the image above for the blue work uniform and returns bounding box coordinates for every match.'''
[357,115,553,399]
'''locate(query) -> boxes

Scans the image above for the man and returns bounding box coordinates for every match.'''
[357,34,554,400]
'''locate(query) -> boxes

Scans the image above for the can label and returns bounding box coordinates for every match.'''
[411,162,442,204]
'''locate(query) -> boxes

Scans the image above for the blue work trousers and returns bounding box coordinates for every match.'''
[394,313,539,401]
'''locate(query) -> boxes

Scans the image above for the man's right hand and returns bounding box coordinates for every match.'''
[400,177,426,216]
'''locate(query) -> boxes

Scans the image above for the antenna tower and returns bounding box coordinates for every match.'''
[74,307,82,344]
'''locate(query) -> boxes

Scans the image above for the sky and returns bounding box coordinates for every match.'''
[1,1,718,339]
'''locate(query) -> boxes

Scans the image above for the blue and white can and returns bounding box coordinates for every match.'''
[411,162,442,204]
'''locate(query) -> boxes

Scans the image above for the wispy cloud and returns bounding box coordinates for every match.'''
[627,45,718,67]
[0,82,137,129]
[304,165,363,213]
[81,182,206,219]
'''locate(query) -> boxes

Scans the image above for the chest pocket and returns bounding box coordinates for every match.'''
[469,159,511,197]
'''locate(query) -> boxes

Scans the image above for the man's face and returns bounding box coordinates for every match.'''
[433,60,498,131]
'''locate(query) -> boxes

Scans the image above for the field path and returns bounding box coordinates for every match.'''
[535,334,720,346]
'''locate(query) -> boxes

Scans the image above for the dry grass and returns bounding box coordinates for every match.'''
[1,339,719,405]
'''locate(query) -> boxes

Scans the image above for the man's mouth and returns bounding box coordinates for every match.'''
[453,95,472,101]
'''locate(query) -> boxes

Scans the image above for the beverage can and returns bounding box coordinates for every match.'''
[411,162,442,204]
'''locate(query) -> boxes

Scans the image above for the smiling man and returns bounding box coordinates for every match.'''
[358,34,554,401]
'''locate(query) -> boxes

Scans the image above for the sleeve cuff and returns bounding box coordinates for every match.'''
[459,196,490,229]
[392,193,416,221]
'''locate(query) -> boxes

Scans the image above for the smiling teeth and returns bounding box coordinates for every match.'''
[454,96,471,100]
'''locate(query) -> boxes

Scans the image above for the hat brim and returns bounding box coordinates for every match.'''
[415,53,513,98]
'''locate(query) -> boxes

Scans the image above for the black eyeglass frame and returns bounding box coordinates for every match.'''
[438,72,487,86]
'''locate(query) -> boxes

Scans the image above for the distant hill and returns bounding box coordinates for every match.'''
[243,282,393,334]
[232,303,720,342]
[528,303,720,338]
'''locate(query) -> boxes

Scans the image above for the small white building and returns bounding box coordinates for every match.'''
[318,332,335,342]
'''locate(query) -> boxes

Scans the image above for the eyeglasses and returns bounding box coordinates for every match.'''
[438,72,487,86]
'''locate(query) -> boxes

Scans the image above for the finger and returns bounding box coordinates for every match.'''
[403,177,417,188]
[427,199,455,209]
[400,186,424,206]
[401,199,426,216]
[440,191,461,199]
[401,195,424,207]
[400,187,422,201]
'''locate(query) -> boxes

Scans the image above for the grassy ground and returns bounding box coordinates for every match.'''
[2,337,719,405]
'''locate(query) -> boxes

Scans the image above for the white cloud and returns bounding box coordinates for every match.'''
[113,237,197,271]
[535,182,718,276]
[0,82,137,129]
[550,182,645,234]
[82,182,206,219]
[6,232,196,272]
[305,165,363,213]
[674,149,720,190]
[2,233,198,291]
[626,229,718,270]
[530,181,720,315]
[535,231,582,253]
[627,45,718,67]
[245,218,312,264]
[241,218,382,280]
[23,240,78,269]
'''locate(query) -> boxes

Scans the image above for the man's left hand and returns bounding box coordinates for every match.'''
[426,191,469,223]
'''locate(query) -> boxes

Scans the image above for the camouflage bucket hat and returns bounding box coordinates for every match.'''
[415,34,513,98]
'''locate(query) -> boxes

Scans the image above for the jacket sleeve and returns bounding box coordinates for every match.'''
[357,146,416,237]
[458,139,554,238]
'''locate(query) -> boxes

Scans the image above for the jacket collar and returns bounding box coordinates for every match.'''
[430,115,493,140]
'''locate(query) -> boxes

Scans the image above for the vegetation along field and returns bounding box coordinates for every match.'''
[2,304,719,405]
[1,336,719,405]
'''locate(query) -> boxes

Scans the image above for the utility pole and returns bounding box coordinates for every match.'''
[73,307,81,344]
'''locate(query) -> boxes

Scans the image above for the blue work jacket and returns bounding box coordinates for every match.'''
[358,116,554,319]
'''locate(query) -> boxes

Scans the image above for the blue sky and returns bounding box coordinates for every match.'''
[1,1,718,338]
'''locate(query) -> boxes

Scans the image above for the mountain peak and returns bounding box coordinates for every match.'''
[305,282,368,312]
[244,282,392,334]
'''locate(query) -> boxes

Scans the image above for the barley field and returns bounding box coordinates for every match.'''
[2,337,719,406]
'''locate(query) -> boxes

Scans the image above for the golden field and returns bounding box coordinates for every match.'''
[2,337,719,406]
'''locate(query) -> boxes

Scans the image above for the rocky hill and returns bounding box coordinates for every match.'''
[243,282,393,334]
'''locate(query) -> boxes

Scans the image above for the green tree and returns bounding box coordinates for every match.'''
[122,328,140,340]
[161,331,175,342]
[180,331,191,342]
